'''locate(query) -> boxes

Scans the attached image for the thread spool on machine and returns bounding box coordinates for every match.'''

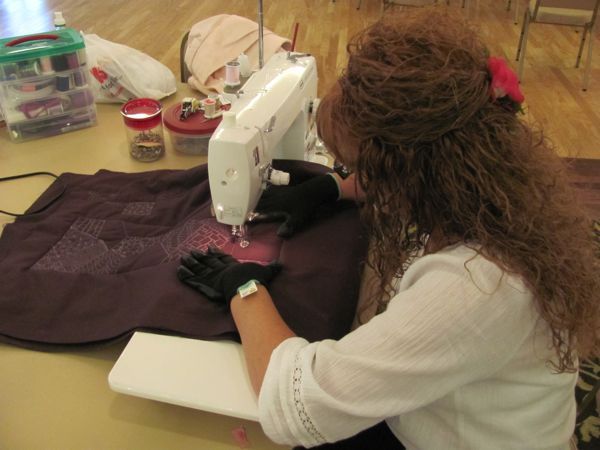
[224,60,241,88]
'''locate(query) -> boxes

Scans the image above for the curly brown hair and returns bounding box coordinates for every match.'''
[317,7,599,372]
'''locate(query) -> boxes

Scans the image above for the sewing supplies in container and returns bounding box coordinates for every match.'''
[120,98,165,162]
[0,28,96,142]
[179,97,201,120]
[163,96,229,156]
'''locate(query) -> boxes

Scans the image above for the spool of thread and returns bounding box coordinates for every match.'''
[201,98,217,117]
[70,90,94,108]
[17,60,40,78]
[45,97,65,115]
[39,56,53,74]
[66,52,79,69]
[51,54,69,71]
[73,70,85,87]
[224,60,241,87]
[0,63,18,81]
[56,74,71,92]
[77,49,87,65]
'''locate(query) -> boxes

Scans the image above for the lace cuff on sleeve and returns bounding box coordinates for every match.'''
[258,337,327,447]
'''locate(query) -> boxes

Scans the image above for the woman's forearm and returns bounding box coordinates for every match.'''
[230,285,296,395]
[230,174,361,395]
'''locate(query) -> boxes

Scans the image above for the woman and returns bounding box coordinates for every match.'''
[178,8,600,449]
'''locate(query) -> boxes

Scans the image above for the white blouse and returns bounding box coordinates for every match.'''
[258,244,577,450]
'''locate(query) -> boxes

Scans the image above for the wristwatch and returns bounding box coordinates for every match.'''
[237,279,260,298]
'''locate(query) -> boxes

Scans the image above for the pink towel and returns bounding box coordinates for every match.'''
[184,14,291,95]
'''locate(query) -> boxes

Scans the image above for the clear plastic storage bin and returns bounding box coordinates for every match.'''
[0,28,96,142]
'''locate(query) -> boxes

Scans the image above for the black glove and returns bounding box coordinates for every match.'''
[177,247,282,304]
[254,173,340,238]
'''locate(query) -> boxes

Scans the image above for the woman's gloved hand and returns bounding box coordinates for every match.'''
[253,173,340,238]
[177,247,282,304]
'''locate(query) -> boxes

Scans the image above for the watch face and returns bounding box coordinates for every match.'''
[238,280,259,298]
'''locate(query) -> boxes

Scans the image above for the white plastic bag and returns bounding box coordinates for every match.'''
[83,33,176,103]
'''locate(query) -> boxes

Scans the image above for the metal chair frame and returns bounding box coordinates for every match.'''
[516,0,600,91]
[380,0,467,11]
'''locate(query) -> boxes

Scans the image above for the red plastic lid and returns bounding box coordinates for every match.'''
[120,98,162,130]
[163,102,229,135]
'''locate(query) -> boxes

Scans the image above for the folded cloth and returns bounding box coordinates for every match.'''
[0,161,367,350]
[184,14,291,95]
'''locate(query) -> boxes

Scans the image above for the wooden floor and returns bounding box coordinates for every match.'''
[0,0,599,158]
[565,158,600,217]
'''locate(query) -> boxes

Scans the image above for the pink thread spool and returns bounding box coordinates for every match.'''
[224,60,240,87]
[201,97,217,117]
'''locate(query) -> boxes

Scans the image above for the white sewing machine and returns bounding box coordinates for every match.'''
[109,51,320,422]
[208,50,318,245]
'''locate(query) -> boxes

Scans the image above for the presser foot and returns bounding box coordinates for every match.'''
[231,225,250,248]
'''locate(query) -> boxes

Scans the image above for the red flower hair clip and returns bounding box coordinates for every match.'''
[487,56,525,113]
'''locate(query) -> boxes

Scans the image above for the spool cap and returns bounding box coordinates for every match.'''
[238,53,251,77]
[54,11,66,28]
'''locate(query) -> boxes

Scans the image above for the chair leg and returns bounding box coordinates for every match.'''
[583,24,595,90]
[357,0,362,9]
[506,0,511,11]
[517,12,531,82]
[516,10,529,61]
[180,31,190,83]
[576,25,589,68]
[514,0,520,25]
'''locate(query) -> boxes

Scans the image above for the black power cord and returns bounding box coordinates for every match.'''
[0,171,65,217]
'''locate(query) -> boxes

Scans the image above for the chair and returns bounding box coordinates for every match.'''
[516,0,600,91]
[332,0,363,10]
[381,1,467,9]
[382,0,435,7]
[180,31,191,83]
[507,0,525,24]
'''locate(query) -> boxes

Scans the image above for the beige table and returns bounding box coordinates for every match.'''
[0,87,288,450]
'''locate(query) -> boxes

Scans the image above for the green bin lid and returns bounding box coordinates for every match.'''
[0,28,85,63]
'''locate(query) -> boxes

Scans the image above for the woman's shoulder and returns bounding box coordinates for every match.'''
[397,243,530,307]
[379,243,539,362]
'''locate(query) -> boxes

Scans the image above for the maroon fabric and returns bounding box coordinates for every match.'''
[0,161,367,350]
